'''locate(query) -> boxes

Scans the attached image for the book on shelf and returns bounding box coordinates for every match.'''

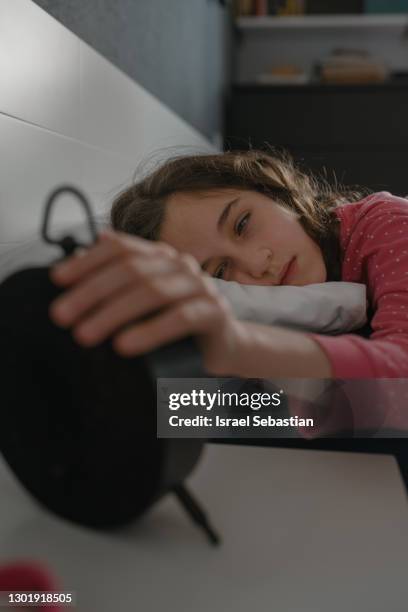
[306,0,363,14]
[254,0,268,15]
[233,0,408,17]
[233,0,305,16]
[268,0,305,14]
[233,0,254,17]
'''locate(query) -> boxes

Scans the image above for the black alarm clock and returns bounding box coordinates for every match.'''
[0,187,218,544]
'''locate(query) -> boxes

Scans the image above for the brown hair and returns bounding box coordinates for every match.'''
[111,149,369,281]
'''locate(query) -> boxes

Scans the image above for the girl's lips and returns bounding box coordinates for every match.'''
[280,257,297,285]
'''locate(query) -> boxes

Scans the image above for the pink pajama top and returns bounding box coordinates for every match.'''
[309,191,408,378]
[299,192,408,435]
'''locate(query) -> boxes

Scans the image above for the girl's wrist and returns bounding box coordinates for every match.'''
[203,319,255,378]
[211,321,333,380]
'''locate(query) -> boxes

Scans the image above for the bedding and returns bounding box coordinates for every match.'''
[0,221,367,335]
[212,278,367,334]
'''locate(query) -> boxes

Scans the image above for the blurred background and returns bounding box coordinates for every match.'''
[1,4,408,609]
[33,0,408,195]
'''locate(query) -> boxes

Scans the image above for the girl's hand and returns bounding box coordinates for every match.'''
[49,231,246,375]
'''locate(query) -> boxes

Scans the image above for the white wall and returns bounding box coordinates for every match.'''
[0,0,213,246]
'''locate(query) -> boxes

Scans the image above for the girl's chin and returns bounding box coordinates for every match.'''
[287,260,326,286]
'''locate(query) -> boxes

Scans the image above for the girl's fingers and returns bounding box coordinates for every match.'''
[73,273,203,346]
[50,231,175,287]
[50,254,180,327]
[112,296,225,357]
[50,232,130,285]
[48,230,217,351]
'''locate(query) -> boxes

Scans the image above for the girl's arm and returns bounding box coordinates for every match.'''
[305,194,408,379]
[222,321,333,379]
[49,230,333,379]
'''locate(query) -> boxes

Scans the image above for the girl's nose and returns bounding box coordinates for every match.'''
[232,248,273,284]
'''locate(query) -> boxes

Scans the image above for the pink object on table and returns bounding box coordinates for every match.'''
[0,561,62,611]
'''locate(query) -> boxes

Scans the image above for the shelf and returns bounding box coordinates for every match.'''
[231,78,408,93]
[236,14,408,30]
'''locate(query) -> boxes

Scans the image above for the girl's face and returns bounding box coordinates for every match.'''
[160,189,327,286]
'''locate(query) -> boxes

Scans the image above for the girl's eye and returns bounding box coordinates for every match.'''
[235,213,250,236]
[214,261,227,280]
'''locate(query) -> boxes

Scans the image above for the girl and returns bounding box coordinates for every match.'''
[49,149,408,384]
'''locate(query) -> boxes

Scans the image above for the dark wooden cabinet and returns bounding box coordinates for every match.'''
[225,81,408,195]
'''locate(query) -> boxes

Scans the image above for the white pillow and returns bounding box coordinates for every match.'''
[0,222,367,335]
[211,278,367,335]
